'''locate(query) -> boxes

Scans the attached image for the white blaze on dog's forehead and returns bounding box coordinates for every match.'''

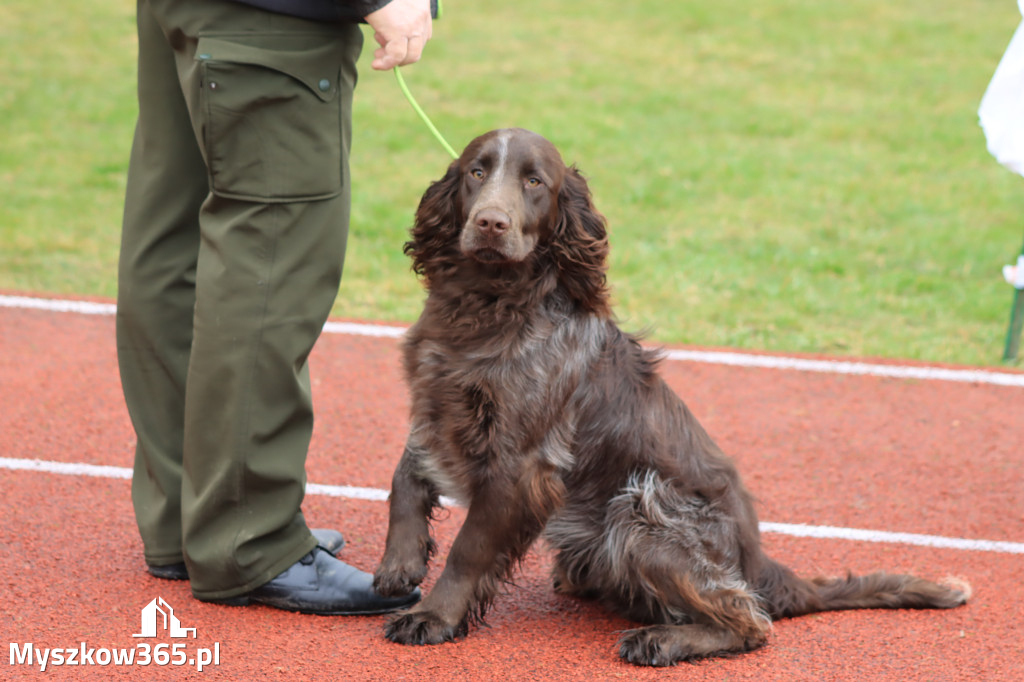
[469,129,516,217]
[490,130,511,186]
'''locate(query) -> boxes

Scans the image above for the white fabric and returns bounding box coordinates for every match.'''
[1004,254,1024,288]
[979,5,1024,177]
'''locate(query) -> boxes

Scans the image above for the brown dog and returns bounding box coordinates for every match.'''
[373,128,968,666]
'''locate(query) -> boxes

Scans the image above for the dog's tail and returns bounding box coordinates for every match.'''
[755,557,970,620]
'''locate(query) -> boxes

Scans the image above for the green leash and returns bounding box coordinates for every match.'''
[392,0,457,160]
[394,66,458,160]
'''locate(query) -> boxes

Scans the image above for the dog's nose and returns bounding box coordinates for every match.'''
[474,209,510,236]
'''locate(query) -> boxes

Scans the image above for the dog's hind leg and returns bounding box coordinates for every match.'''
[611,562,772,665]
[618,622,763,667]
[558,471,772,664]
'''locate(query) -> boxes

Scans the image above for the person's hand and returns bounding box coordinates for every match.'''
[365,0,433,71]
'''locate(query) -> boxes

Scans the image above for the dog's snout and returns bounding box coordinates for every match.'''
[474,209,511,236]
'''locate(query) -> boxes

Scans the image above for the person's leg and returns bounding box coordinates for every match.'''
[117,0,207,569]
[144,0,365,599]
[182,196,353,599]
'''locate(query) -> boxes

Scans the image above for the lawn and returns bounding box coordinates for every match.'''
[2,0,1022,366]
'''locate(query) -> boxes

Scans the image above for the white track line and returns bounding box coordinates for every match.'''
[757,522,1024,555]
[322,321,406,339]
[662,349,1024,387]
[3,294,1023,387]
[0,294,117,316]
[2,456,1022,555]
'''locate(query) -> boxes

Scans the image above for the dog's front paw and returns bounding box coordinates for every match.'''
[385,610,468,646]
[374,559,428,598]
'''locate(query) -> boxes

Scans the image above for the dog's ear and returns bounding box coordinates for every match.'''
[552,166,611,316]
[404,160,463,282]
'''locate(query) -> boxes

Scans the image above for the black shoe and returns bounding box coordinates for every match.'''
[204,547,420,615]
[146,562,190,581]
[146,528,346,581]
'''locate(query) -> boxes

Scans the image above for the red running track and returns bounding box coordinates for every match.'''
[1,294,1022,680]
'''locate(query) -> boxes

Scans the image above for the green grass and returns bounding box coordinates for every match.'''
[2,0,1022,366]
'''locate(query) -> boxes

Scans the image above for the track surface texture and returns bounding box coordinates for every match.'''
[1,294,1023,680]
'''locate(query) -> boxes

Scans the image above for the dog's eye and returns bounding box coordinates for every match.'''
[470,169,485,180]
[526,177,543,188]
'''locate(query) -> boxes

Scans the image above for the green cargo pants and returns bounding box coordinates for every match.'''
[116,0,363,600]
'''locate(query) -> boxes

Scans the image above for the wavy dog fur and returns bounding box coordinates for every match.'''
[373,128,968,666]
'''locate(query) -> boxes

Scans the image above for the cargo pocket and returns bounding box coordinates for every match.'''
[195,34,354,203]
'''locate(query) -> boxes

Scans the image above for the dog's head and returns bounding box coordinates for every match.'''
[454,128,566,264]
[406,128,610,313]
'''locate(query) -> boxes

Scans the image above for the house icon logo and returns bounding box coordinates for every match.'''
[132,597,197,639]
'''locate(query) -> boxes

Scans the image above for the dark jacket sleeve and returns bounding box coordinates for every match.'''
[229,0,393,22]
